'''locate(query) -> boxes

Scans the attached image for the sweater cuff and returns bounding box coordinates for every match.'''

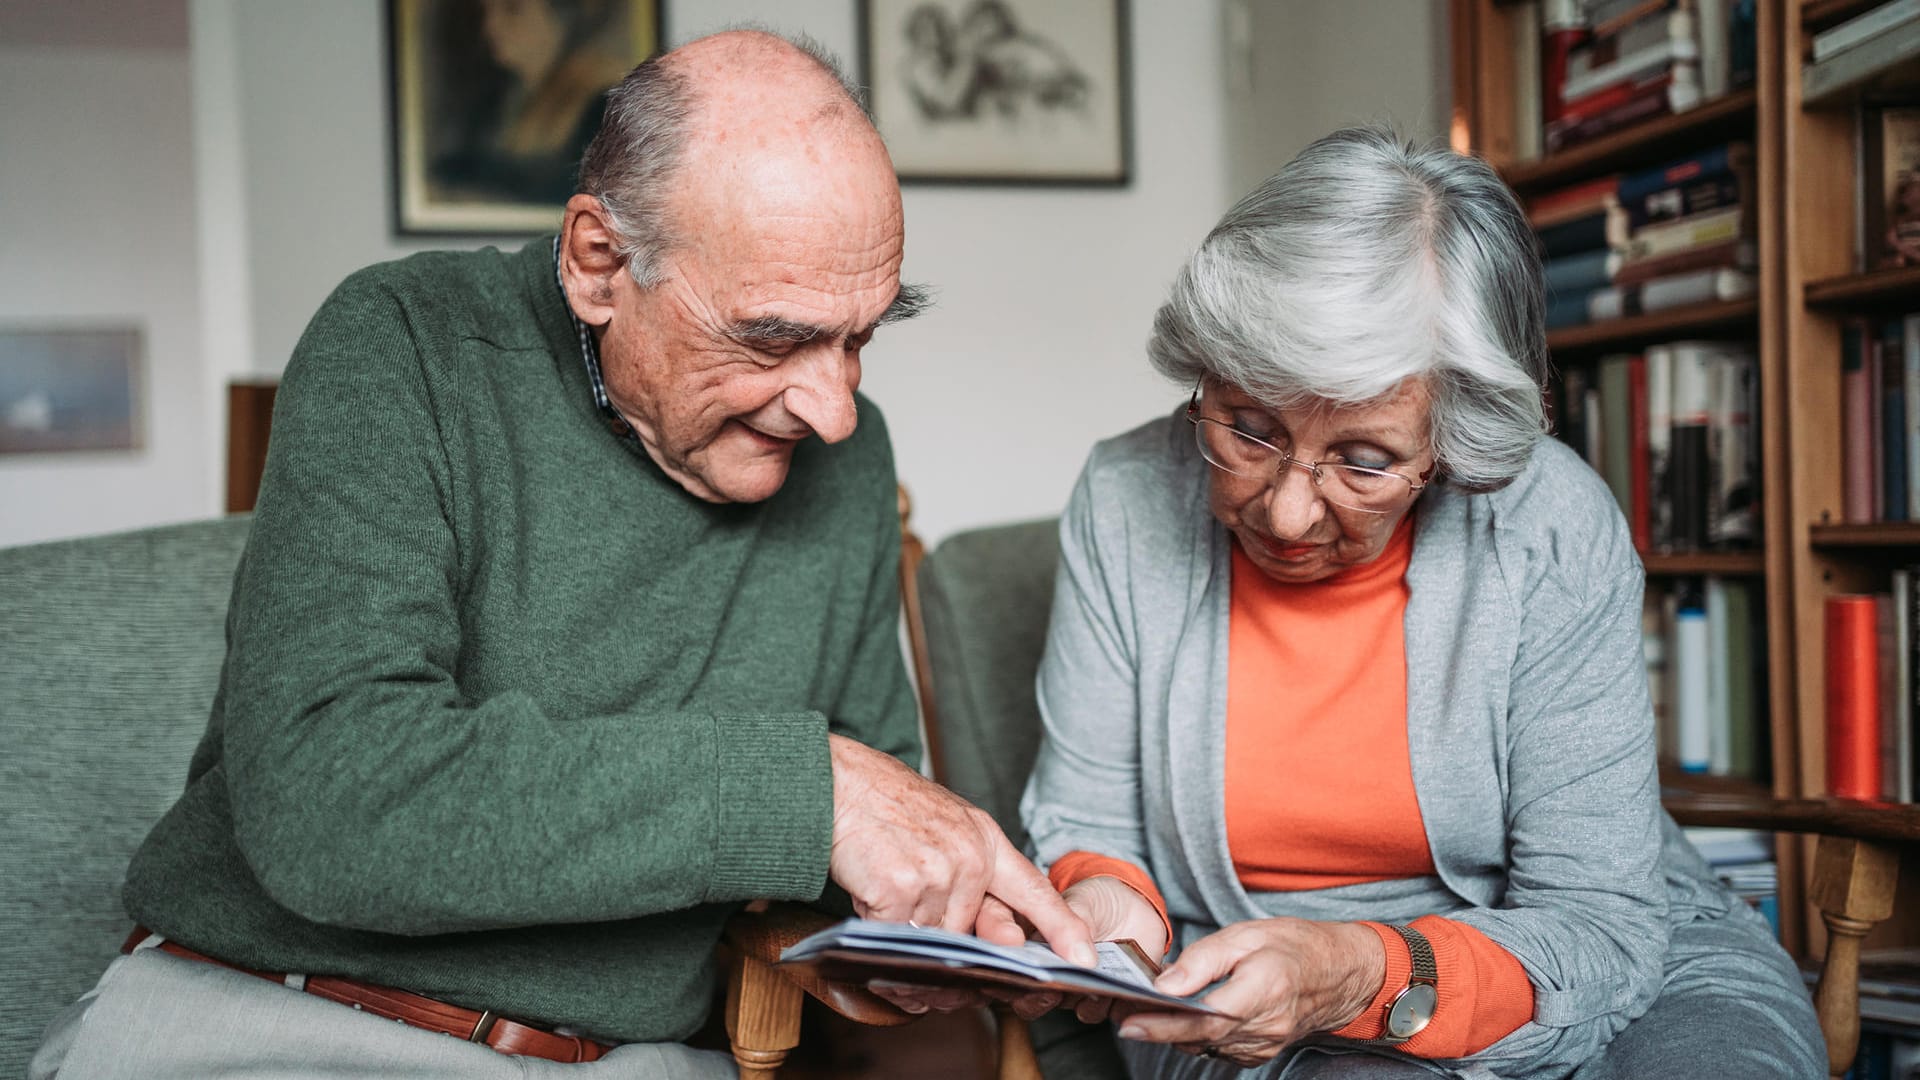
[1331,921,1406,1040]
[1047,851,1174,958]
[706,713,832,901]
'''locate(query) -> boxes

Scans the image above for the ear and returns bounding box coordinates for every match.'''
[560,194,623,328]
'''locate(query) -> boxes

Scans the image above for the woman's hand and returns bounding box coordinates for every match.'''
[1055,875,1170,1024]
[1114,917,1383,1068]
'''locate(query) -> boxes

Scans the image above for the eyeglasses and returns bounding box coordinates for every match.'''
[1185,390,1430,515]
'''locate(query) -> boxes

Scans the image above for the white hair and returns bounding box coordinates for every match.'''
[1147,127,1548,491]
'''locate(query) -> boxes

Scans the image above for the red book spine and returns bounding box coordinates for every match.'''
[1843,320,1874,522]
[1825,595,1884,799]
[1542,24,1589,125]
[1628,354,1652,551]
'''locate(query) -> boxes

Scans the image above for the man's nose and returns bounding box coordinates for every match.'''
[1262,462,1325,540]
[782,347,859,444]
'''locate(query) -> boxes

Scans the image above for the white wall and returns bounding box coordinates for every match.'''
[1220,0,1452,200]
[202,0,1232,545]
[0,44,208,547]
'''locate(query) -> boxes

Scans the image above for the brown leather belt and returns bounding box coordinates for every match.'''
[122,927,612,1063]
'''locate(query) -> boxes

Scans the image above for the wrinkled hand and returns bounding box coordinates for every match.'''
[828,734,1096,1015]
[1035,875,1171,1025]
[1114,917,1383,1068]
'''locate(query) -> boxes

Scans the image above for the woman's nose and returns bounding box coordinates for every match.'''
[1262,462,1325,540]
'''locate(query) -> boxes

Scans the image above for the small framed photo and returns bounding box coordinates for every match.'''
[387,0,663,236]
[0,327,143,455]
[860,0,1132,185]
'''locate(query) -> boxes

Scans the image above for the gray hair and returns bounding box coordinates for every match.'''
[575,29,869,288]
[1147,127,1548,491]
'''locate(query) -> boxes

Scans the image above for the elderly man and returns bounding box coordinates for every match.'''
[30,29,1091,1080]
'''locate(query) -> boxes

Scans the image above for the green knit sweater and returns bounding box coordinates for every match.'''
[122,239,919,1043]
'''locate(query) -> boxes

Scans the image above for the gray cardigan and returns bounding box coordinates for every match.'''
[1021,413,1759,1079]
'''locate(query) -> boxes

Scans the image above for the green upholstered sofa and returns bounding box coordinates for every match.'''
[0,517,251,1077]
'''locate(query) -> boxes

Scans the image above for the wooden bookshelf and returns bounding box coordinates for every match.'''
[1643,551,1768,575]
[1804,266,1920,313]
[1666,792,1920,844]
[1809,523,1920,550]
[1800,0,1884,32]
[1545,299,1759,355]
[1500,90,1758,194]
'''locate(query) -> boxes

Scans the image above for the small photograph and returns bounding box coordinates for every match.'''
[861,0,1131,185]
[388,0,662,235]
[0,327,142,455]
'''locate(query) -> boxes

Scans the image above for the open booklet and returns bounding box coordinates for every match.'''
[777,917,1230,1017]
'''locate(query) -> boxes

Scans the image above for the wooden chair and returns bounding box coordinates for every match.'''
[1662,793,1908,1079]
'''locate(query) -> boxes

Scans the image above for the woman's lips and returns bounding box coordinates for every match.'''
[1252,535,1321,560]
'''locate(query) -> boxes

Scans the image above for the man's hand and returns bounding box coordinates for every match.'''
[826,734,1096,966]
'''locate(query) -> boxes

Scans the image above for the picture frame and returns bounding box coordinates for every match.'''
[387,0,664,236]
[859,0,1132,186]
[0,326,143,455]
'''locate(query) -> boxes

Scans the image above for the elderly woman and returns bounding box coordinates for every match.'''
[1019,128,1823,1079]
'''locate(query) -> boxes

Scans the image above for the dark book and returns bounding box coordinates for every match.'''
[1617,143,1753,208]
[1630,354,1652,551]
[1544,247,1620,293]
[1669,347,1712,551]
[1537,211,1615,258]
[1883,318,1909,522]
[1561,365,1593,461]
[1707,347,1757,547]
[1613,238,1756,286]
[1600,354,1637,524]
[1628,173,1743,229]
[1547,73,1681,154]
[1844,320,1875,522]
[1728,0,1756,89]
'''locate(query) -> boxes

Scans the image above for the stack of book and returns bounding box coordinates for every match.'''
[1839,313,1920,524]
[1860,103,1920,273]
[1555,342,1758,552]
[1532,144,1757,331]
[1643,576,1769,783]
[1825,585,1920,804]
[1680,827,1777,935]
[1522,0,1755,159]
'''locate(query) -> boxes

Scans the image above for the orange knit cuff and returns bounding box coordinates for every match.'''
[1329,916,1535,1058]
[1046,850,1174,958]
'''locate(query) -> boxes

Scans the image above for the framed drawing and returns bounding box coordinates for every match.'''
[860,0,1132,185]
[0,327,142,455]
[388,0,663,235]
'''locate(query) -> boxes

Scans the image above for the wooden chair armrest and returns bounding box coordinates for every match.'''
[722,904,916,1028]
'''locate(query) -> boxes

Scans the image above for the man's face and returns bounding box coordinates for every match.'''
[594,155,907,504]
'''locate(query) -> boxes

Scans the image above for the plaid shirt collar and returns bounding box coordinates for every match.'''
[553,236,644,452]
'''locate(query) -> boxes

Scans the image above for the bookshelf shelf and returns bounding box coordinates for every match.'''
[1501,90,1757,196]
[1544,299,1759,356]
[1663,792,1920,845]
[1800,0,1884,32]
[1642,551,1767,575]
[1804,266,1920,313]
[1809,523,1920,550]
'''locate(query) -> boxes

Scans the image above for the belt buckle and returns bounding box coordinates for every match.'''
[468,1009,500,1044]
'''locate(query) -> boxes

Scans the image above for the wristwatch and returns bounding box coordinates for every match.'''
[1378,923,1439,1043]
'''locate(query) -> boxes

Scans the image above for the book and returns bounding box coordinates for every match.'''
[1723,579,1760,778]
[1707,348,1757,547]
[1537,209,1627,258]
[1545,248,1622,294]
[777,918,1228,1016]
[1541,0,1588,129]
[1675,580,1711,773]
[1529,174,1621,229]
[1728,0,1756,89]
[1617,143,1753,209]
[1629,172,1742,230]
[1670,347,1713,551]
[1513,0,1543,161]
[1825,594,1883,800]
[1647,344,1674,552]
[1695,0,1731,99]
[1845,320,1876,523]
[1546,69,1699,154]
[1862,106,1920,271]
[1613,238,1756,286]
[1811,0,1920,63]
[1548,286,1606,329]
[1880,592,1901,800]
[1893,570,1915,802]
[1708,577,1733,773]
[1883,318,1909,522]
[1802,16,1920,105]
[1586,268,1756,322]
[1625,205,1746,261]
[1599,355,1636,523]
[1645,589,1674,761]
[1562,5,1698,101]
[1629,352,1653,550]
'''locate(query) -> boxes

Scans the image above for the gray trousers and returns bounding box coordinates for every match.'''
[30,945,738,1080]
[1118,913,1826,1080]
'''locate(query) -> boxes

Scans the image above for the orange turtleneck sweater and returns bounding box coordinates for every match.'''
[1047,518,1534,1057]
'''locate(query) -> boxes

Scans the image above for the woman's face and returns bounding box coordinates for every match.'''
[1199,377,1434,584]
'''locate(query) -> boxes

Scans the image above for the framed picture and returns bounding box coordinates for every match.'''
[0,327,142,455]
[859,0,1132,185]
[388,0,663,235]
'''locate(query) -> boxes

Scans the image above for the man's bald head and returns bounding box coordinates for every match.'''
[575,29,891,287]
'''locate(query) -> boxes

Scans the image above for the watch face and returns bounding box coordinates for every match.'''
[1386,983,1438,1039]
